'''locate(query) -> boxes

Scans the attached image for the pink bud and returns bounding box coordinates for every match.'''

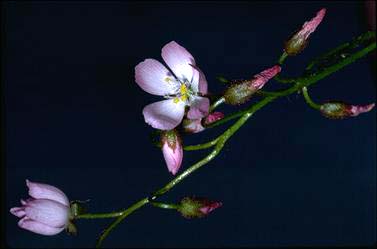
[251,65,282,90]
[203,112,224,125]
[10,180,70,236]
[178,196,222,219]
[285,8,326,55]
[161,130,183,175]
[224,65,281,105]
[320,102,375,119]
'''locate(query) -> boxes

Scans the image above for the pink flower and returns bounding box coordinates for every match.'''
[203,112,224,126]
[285,8,326,55]
[320,102,375,119]
[161,130,183,175]
[135,41,209,130]
[10,180,70,236]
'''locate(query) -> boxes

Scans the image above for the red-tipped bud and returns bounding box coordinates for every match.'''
[223,65,281,105]
[204,112,224,126]
[160,129,183,175]
[320,102,375,119]
[284,8,326,56]
[178,197,222,219]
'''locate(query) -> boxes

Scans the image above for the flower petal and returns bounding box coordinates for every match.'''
[161,41,196,82]
[187,97,210,120]
[25,199,69,228]
[135,59,179,96]
[18,217,65,236]
[26,179,69,206]
[10,207,26,218]
[143,99,186,130]
[190,64,208,95]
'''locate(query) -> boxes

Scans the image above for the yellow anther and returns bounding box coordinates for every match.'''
[180,84,188,95]
[173,97,180,103]
[165,77,172,83]
[180,95,187,102]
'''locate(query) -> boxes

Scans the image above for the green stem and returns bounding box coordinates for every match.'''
[150,201,179,209]
[302,87,321,110]
[209,97,225,112]
[76,212,124,219]
[278,51,288,64]
[95,198,149,248]
[184,137,219,151]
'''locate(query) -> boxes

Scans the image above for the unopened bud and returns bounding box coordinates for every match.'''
[178,197,222,219]
[204,112,224,125]
[161,129,183,175]
[223,65,281,105]
[320,102,375,119]
[284,8,326,56]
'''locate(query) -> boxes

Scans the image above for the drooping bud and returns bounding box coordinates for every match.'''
[223,65,281,105]
[182,118,205,134]
[284,8,326,56]
[160,129,183,175]
[178,196,222,219]
[203,112,224,126]
[320,102,375,119]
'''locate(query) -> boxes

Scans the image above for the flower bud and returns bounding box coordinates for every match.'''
[182,118,205,134]
[320,102,375,119]
[161,129,183,175]
[223,65,281,105]
[284,8,326,56]
[10,180,72,236]
[203,112,224,125]
[178,196,222,219]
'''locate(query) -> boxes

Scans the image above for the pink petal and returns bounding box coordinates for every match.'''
[300,8,326,40]
[190,64,208,95]
[25,199,69,228]
[18,217,65,236]
[183,118,205,134]
[143,99,186,130]
[161,41,196,82]
[349,103,375,116]
[251,65,281,90]
[10,207,26,218]
[199,202,223,215]
[162,140,183,175]
[135,59,179,96]
[26,179,69,206]
[187,97,210,120]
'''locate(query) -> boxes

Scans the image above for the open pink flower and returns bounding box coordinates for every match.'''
[135,41,209,130]
[10,180,70,236]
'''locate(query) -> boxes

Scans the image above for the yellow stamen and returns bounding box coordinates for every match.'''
[165,77,172,83]
[180,95,187,102]
[173,97,180,103]
[180,84,188,95]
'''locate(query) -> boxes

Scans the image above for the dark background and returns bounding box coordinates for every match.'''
[3,1,376,248]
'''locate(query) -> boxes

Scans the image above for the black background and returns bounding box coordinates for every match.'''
[3,1,376,248]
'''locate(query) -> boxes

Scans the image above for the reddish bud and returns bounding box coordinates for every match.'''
[204,112,224,125]
[284,8,326,56]
[178,197,222,219]
[223,65,281,105]
[320,102,375,119]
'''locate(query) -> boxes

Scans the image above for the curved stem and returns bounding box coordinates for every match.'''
[184,137,219,151]
[95,198,149,248]
[209,97,225,112]
[302,87,321,110]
